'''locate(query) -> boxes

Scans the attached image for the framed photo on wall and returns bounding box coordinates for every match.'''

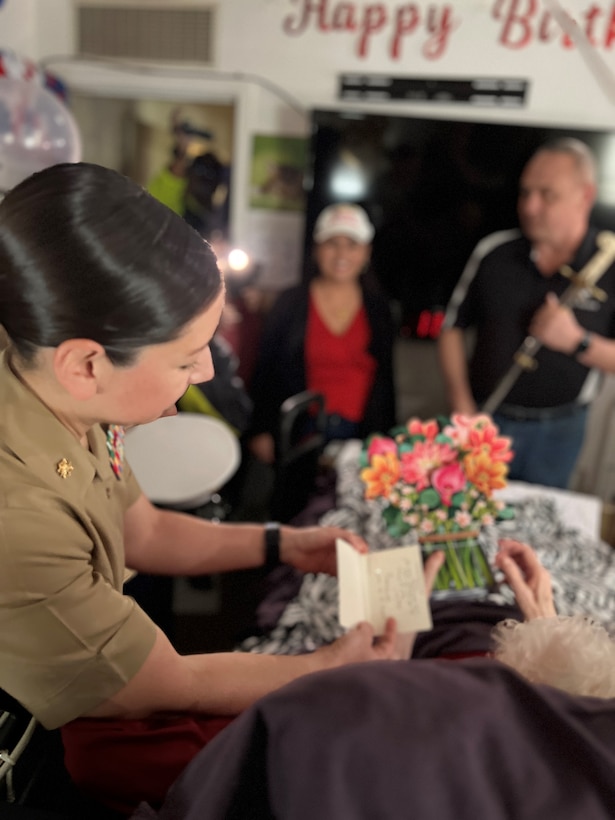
[249,134,307,211]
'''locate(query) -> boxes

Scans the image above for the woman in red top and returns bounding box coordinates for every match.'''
[249,203,396,464]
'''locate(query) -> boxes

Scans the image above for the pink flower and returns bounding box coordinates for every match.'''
[367,436,398,460]
[431,462,467,506]
[454,510,473,528]
[399,441,456,490]
[466,413,494,428]
[360,414,513,542]
[443,413,494,448]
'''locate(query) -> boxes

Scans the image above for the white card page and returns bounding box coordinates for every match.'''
[336,539,433,635]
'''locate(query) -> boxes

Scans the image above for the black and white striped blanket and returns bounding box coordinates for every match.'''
[239,443,615,656]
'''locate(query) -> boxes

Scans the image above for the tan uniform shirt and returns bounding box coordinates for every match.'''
[0,352,156,729]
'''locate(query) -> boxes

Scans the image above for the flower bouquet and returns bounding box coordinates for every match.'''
[359,414,515,597]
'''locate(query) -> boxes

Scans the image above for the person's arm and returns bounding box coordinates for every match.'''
[85,617,398,720]
[394,550,444,658]
[247,431,276,464]
[494,538,556,619]
[86,550,445,720]
[437,326,478,415]
[123,492,369,577]
[530,292,615,372]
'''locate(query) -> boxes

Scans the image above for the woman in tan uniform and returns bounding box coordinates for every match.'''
[0,162,444,814]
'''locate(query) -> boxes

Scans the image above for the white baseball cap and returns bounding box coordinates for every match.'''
[313,203,374,244]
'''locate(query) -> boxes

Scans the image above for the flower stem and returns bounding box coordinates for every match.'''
[450,544,471,589]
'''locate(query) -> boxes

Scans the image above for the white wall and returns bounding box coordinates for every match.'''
[2,0,614,284]
[0,0,36,57]
[216,0,615,128]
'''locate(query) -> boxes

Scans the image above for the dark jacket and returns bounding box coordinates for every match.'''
[248,276,396,440]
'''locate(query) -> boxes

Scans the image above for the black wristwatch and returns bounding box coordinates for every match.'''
[263,521,281,570]
[573,331,592,358]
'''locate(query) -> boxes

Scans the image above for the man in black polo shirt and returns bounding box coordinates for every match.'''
[438,138,615,489]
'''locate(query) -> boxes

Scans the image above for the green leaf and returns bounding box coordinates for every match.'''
[418,488,440,509]
[382,505,412,537]
[382,505,410,537]
[382,505,402,527]
[496,506,516,520]
[450,491,466,508]
[390,518,412,537]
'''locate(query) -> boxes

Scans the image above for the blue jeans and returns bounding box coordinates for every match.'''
[493,407,588,489]
[324,413,359,443]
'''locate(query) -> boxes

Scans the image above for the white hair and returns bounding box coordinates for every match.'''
[534,137,597,186]
[492,615,615,698]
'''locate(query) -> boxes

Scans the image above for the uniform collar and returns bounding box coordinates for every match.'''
[0,350,116,499]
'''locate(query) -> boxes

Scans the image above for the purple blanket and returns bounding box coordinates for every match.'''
[133,658,615,820]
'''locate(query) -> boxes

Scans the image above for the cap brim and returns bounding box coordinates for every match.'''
[314,227,373,243]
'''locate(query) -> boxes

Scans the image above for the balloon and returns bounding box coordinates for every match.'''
[0,77,81,194]
[0,48,67,100]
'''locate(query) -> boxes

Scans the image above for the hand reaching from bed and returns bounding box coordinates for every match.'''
[393,549,445,659]
[495,539,556,620]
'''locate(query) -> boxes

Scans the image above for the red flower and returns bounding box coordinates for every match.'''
[432,462,467,506]
[366,436,398,460]
[399,441,456,490]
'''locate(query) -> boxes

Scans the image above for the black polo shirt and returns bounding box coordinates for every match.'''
[444,228,615,408]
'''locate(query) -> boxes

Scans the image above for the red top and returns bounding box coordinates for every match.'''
[305,297,376,422]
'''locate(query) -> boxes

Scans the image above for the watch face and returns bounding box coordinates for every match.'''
[576,333,591,355]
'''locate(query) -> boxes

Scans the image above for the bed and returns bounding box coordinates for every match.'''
[131,441,615,820]
[237,440,615,658]
[133,661,615,819]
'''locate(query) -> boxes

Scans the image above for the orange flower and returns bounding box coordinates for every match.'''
[360,452,400,500]
[407,418,439,441]
[467,422,513,464]
[463,449,508,496]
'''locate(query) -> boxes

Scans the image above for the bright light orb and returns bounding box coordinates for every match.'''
[227,248,250,273]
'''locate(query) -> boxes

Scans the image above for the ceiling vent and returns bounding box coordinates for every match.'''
[76,4,216,64]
